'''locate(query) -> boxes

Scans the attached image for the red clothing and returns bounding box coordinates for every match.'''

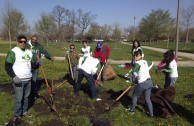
[94,45,110,63]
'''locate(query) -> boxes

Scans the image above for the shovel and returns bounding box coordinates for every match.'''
[37,56,57,112]
[105,84,133,111]
[67,53,74,81]
[95,64,105,85]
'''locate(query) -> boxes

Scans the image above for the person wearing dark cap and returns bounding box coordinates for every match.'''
[5,35,39,125]
[93,41,110,84]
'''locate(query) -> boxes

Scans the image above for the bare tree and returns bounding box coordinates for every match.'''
[51,5,66,41]
[77,9,96,38]
[112,23,122,48]
[101,24,112,41]
[35,12,57,46]
[181,5,194,49]
[64,9,77,42]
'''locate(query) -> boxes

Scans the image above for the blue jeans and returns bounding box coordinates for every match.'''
[75,69,97,99]
[131,79,153,116]
[31,69,39,97]
[164,76,178,89]
[13,80,31,117]
[72,65,77,81]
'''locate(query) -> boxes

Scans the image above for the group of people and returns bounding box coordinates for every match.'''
[125,40,178,117]
[4,35,178,124]
[5,34,54,125]
[65,41,110,101]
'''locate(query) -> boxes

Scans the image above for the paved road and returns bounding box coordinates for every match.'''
[1,43,194,67]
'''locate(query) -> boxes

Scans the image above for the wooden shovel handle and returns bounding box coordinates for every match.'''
[37,56,52,96]
[68,53,74,80]
[115,85,132,101]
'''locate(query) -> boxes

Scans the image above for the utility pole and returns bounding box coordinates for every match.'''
[175,0,180,58]
[133,16,136,41]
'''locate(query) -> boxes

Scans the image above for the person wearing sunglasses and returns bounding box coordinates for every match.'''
[66,44,79,86]
[26,35,54,103]
[126,49,154,117]
[5,35,37,125]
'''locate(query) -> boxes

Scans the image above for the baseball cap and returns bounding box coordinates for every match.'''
[97,41,103,48]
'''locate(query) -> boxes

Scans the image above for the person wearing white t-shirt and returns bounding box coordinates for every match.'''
[78,41,92,69]
[126,49,154,117]
[74,56,101,101]
[160,49,178,89]
[81,41,92,57]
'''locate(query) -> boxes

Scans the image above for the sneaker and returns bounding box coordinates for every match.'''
[95,98,102,101]
[74,93,79,97]
[146,111,154,117]
[22,112,32,117]
[126,108,135,114]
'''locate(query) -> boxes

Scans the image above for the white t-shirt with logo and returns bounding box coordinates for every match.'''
[169,59,178,78]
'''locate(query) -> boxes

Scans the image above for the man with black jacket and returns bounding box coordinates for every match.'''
[26,35,54,101]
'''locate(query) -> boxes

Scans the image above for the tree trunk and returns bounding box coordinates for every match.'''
[8,26,12,49]
[149,38,151,45]
[167,32,170,48]
[184,24,189,49]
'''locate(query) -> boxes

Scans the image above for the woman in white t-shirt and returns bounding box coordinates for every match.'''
[78,41,92,68]
[158,49,178,89]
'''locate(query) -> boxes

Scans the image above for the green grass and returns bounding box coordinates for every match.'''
[0,40,165,61]
[1,56,194,125]
[0,41,194,125]
[140,41,194,53]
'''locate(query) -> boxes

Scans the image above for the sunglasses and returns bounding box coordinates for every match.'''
[18,41,27,44]
[70,47,75,49]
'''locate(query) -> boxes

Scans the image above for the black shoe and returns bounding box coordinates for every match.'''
[13,117,22,125]
[35,94,41,98]
[74,93,79,97]
[146,111,154,117]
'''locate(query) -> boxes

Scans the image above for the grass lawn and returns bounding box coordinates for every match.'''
[0,60,194,125]
[0,41,194,125]
[140,41,194,53]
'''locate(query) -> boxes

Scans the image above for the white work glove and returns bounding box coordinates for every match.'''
[125,73,129,78]
[13,76,21,85]
[66,50,69,54]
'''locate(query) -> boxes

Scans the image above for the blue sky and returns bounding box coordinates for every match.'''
[0,0,193,28]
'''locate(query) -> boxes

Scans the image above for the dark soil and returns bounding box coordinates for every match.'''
[1,78,132,126]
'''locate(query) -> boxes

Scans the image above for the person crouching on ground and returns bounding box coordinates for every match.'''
[5,35,38,124]
[74,56,101,101]
[93,41,110,84]
[126,49,154,117]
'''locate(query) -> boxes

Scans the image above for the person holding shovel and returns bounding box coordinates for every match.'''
[93,41,110,85]
[126,49,154,117]
[5,35,38,125]
[26,35,54,102]
[66,44,79,86]
[74,56,101,101]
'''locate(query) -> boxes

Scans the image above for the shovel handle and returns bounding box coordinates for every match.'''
[96,64,105,84]
[115,85,132,101]
[37,56,52,96]
[68,53,74,80]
